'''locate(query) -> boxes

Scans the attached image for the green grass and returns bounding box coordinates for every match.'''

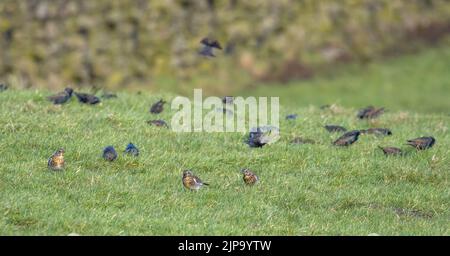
[0,47,449,235]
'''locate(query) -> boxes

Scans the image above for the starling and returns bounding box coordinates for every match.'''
[320,104,331,110]
[103,146,118,161]
[291,137,315,145]
[75,92,100,105]
[47,88,73,105]
[286,114,298,120]
[379,146,403,156]
[200,38,223,49]
[247,126,280,148]
[150,99,166,114]
[0,83,8,92]
[147,119,169,128]
[324,125,347,133]
[124,143,139,157]
[333,130,361,146]
[357,106,385,119]
[48,148,65,171]
[182,170,209,191]
[241,168,259,186]
[406,136,436,150]
[361,128,392,136]
[101,91,117,99]
[222,96,234,104]
[199,37,222,57]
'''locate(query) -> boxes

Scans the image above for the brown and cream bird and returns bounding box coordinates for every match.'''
[379,146,403,156]
[150,99,166,114]
[357,106,385,119]
[241,168,259,186]
[182,170,209,191]
[333,130,361,146]
[406,136,436,150]
[48,148,65,171]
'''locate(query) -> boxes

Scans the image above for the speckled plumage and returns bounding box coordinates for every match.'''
[406,136,436,150]
[379,146,403,156]
[48,148,65,171]
[182,170,209,191]
[150,99,166,114]
[124,143,139,156]
[48,88,73,104]
[147,119,169,128]
[357,106,385,119]
[75,92,100,105]
[333,130,360,146]
[241,169,259,185]
[103,146,118,161]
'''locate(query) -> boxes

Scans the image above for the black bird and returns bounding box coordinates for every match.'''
[222,96,234,104]
[379,146,403,156]
[0,83,7,92]
[199,37,222,57]
[324,125,347,133]
[103,146,118,161]
[124,143,139,157]
[101,91,117,99]
[286,114,298,120]
[247,129,267,148]
[406,137,436,150]
[357,106,385,119]
[361,128,392,136]
[150,99,166,114]
[75,92,100,105]
[47,88,74,105]
[147,119,169,128]
[333,130,361,146]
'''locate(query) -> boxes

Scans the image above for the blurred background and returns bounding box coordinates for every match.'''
[1,0,450,110]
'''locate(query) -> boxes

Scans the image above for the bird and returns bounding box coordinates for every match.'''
[357,106,385,119]
[0,83,8,92]
[406,136,436,150]
[222,96,234,104]
[47,88,73,104]
[124,143,139,157]
[199,37,222,57]
[101,91,117,99]
[247,126,280,147]
[286,114,298,120]
[103,146,118,161]
[147,119,169,128]
[74,92,100,105]
[291,137,315,145]
[48,148,65,171]
[182,170,209,191]
[324,125,347,133]
[241,168,259,186]
[379,146,403,156]
[150,99,166,114]
[360,128,392,136]
[333,130,361,146]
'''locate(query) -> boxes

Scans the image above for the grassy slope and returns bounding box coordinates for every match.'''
[245,46,450,114]
[0,48,449,235]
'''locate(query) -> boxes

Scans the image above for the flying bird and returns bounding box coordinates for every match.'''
[48,148,65,171]
[147,119,169,128]
[182,170,209,191]
[241,168,259,186]
[47,88,74,105]
[406,136,436,150]
[324,125,347,133]
[333,130,361,146]
[103,146,118,161]
[124,143,139,157]
[150,99,166,114]
[379,146,403,156]
[199,37,222,57]
[75,92,100,105]
[361,128,392,136]
[357,106,385,119]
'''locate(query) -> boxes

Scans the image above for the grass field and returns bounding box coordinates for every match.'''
[0,47,449,235]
